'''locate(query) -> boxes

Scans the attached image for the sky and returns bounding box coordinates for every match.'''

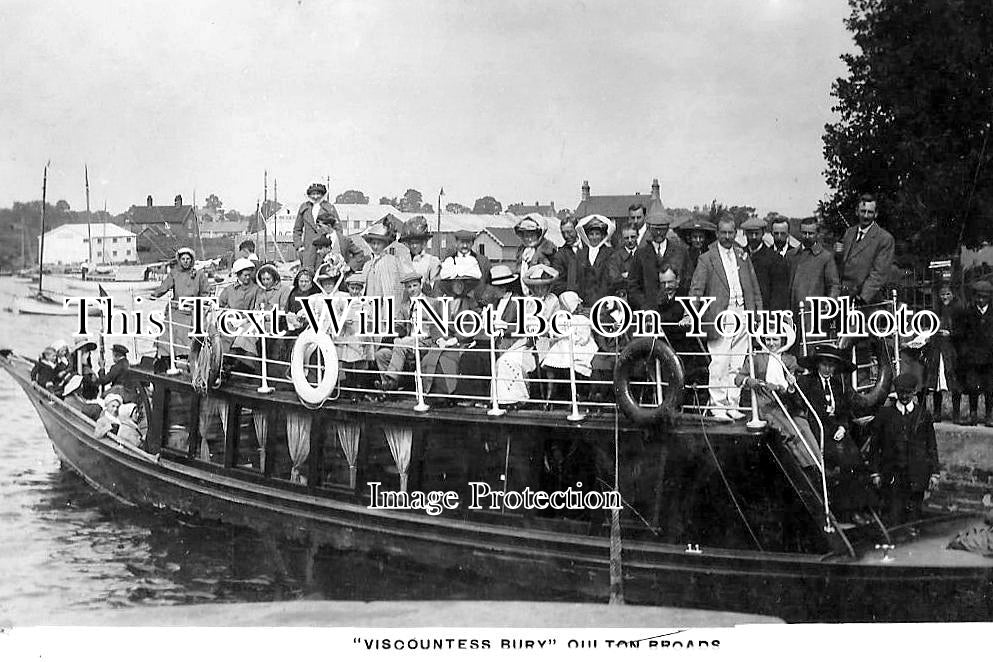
[0,0,854,217]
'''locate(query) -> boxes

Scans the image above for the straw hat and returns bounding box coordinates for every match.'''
[522,264,559,286]
[232,257,256,274]
[363,221,393,243]
[489,264,517,287]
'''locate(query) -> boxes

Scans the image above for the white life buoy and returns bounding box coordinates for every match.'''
[290,329,339,406]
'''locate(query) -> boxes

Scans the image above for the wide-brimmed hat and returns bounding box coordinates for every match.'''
[255,263,280,287]
[72,340,97,354]
[522,264,559,286]
[104,393,123,407]
[439,255,483,281]
[798,345,856,373]
[489,264,516,287]
[111,344,129,356]
[232,257,256,274]
[363,222,393,243]
[514,213,547,235]
[52,339,69,352]
[344,273,366,287]
[63,374,83,396]
[399,216,433,242]
[176,247,196,260]
[576,214,615,248]
[756,319,797,355]
[306,183,327,196]
[971,280,993,295]
[675,220,718,241]
[399,270,423,284]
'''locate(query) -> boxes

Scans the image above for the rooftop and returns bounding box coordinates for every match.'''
[45,222,134,239]
[127,204,196,226]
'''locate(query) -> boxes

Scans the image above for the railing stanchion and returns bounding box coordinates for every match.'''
[412,324,430,413]
[746,332,767,430]
[166,299,181,376]
[487,316,504,416]
[566,318,584,422]
[892,288,901,376]
[257,334,275,394]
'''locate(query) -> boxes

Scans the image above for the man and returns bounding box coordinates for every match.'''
[608,225,639,290]
[399,216,441,294]
[237,239,260,265]
[869,373,940,528]
[444,230,490,295]
[788,219,841,338]
[685,217,763,421]
[374,271,444,392]
[625,203,648,247]
[95,344,137,403]
[551,218,582,295]
[955,280,993,426]
[149,247,211,363]
[628,206,688,310]
[741,218,788,311]
[293,183,369,275]
[839,193,896,305]
[770,219,799,260]
[571,214,615,305]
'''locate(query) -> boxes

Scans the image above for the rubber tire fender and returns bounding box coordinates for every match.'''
[613,337,685,426]
[837,334,893,410]
[290,329,339,407]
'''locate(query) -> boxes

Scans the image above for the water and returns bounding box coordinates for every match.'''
[0,276,579,623]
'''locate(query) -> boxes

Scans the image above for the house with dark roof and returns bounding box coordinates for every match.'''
[126,194,200,261]
[573,179,661,227]
[475,226,522,263]
[506,201,556,217]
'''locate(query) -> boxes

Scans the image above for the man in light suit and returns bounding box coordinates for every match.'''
[838,194,895,305]
[685,217,763,421]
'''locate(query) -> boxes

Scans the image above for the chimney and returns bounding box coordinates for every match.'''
[535,201,539,206]
[581,180,590,201]
[651,178,660,200]
[174,194,183,207]
[146,195,153,207]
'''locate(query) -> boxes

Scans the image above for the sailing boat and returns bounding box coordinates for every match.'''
[6,163,102,317]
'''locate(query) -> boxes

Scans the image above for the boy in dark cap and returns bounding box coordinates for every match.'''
[869,373,940,528]
[95,344,136,403]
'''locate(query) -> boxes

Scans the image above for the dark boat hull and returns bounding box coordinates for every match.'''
[9,358,993,622]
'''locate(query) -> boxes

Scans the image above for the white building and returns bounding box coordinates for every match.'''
[40,223,137,265]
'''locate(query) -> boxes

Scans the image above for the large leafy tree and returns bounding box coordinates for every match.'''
[472,196,502,215]
[335,189,369,204]
[821,0,993,255]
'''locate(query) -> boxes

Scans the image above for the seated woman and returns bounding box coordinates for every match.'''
[495,264,561,407]
[52,340,74,393]
[30,346,59,391]
[94,393,123,438]
[335,273,375,393]
[733,324,819,472]
[116,403,145,449]
[62,374,104,421]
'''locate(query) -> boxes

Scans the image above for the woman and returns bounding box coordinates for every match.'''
[734,325,819,471]
[94,393,123,438]
[923,285,963,423]
[675,220,718,284]
[116,403,145,448]
[361,221,405,336]
[512,214,557,296]
[286,269,323,317]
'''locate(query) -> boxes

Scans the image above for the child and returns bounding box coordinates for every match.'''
[541,313,598,405]
[869,373,940,527]
[30,346,59,390]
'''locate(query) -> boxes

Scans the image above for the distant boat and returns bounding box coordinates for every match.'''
[7,291,103,317]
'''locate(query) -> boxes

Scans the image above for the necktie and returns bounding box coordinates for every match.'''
[823,377,834,410]
[856,229,865,243]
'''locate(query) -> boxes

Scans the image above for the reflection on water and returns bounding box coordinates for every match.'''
[0,288,579,622]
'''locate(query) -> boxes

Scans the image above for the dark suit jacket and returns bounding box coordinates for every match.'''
[868,403,938,489]
[573,245,615,304]
[839,222,896,304]
[749,244,789,311]
[551,243,582,295]
[606,247,637,296]
[628,240,689,310]
[686,245,762,340]
[955,304,993,367]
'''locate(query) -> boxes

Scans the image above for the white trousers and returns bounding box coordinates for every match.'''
[707,303,748,413]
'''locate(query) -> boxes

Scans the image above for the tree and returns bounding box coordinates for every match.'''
[335,190,369,204]
[472,196,502,215]
[397,189,424,213]
[55,200,70,213]
[379,196,397,206]
[446,202,471,214]
[204,194,222,211]
[821,0,993,255]
[421,203,434,214]
[224,209,242,223]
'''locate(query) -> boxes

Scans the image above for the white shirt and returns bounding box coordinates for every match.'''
[980,305,989,315]
[821,376,836,413]
[896,400,916,415]
[588,245,601,266]
[653,239,668,259]
[855,222,875,243]
[637,224,647,246]
[718,244,744,303]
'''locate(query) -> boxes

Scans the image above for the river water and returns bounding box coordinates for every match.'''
[0,276,576,624]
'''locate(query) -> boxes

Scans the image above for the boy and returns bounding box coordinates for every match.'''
[869,373,940,528]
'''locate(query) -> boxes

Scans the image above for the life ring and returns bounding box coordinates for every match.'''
[613,337,685,426]
[290,329,339,407]
[837,335,893,411]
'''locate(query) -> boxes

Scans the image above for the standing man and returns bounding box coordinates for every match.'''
[607,224,639,298]
[770,218,798,260]
[626,203,648,247]
[627,206,688,310]
[685,217,763,421]
[955,280,993,426]
[788,219,841,339]
[741,218,788,311]
[551,217,582,295]
[149,247,211,366]
[839,193,896,305]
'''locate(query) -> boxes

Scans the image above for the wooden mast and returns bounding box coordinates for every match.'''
[85,165,93,265]
[37,161,50,297]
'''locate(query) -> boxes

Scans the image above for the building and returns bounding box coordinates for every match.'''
[573,179,661,227]
[475,227,522,263]
[40,222,136,265]
[126,195,200,262]
[198,220,248,238]
[506,201,556,217]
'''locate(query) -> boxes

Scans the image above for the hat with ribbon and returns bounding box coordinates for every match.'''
[489,264,517,287]
[399,270,423,284]
[363,221,393,243]
[798,345,856,373]
[514,213,548,235]
[306,183,328,197]
[399,216,433,242]
[522,263,559,286]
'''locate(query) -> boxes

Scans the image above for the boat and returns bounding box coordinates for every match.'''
[3,306,992,623]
